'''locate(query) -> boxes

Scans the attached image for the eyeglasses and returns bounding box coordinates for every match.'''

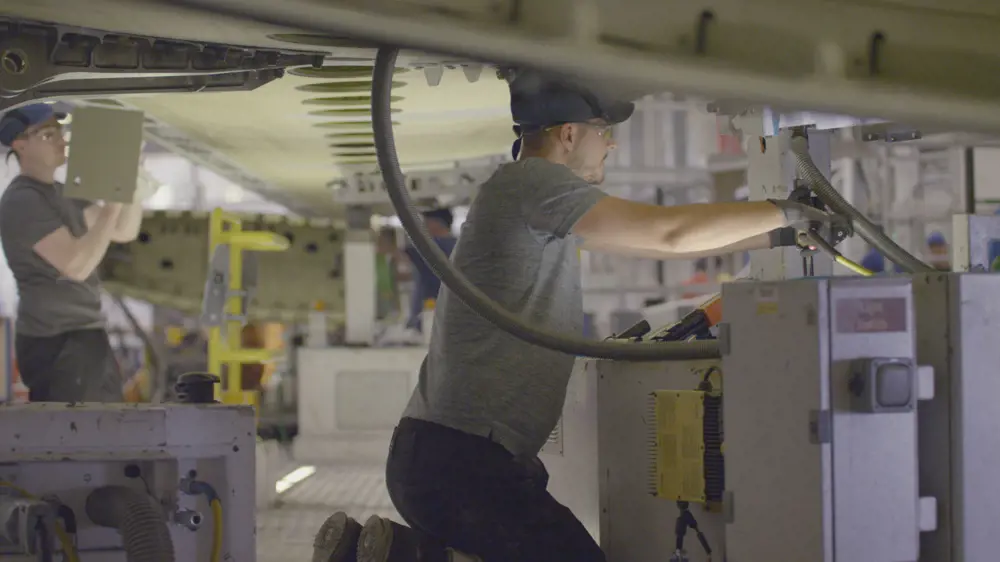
[541,122,614,140]
[588,123,614,139]
[23,125,64,143]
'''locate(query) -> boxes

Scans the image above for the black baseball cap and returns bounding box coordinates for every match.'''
[0,104,67,147]
[507,69,634,133]
[505,69,633,158]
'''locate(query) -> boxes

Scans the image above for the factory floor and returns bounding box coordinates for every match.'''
[257,462,399,561]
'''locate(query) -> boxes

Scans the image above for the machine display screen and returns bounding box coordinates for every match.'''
[835,297,908,334]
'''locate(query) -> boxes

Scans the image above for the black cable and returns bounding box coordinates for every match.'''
[606,319,651,341]
[699,366,719,391]
[674,503,688,552]
[35,520,52,562]
[56,505,77,534]
[674,502,712,559]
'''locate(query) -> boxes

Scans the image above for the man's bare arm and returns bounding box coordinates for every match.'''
[573,197,787,256]
[112,204,143,242]
[581,231,774,259]
[84,203,143,242]
[35,203,124,281]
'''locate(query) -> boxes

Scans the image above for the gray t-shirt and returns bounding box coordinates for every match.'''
[402,157,606,457]
[0,175,105,337]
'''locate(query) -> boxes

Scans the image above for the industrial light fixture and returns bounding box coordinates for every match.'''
[275,465,317,494]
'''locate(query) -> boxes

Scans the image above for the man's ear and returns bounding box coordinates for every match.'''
[557,123,578,150]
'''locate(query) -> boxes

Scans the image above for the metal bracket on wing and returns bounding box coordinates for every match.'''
[0,17,325,111]
[328,157,508,206]
[200,244,261,328]
[326,153,722,207]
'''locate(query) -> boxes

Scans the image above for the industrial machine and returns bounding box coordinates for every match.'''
[542,271,1000,562]
[0,403,256,561]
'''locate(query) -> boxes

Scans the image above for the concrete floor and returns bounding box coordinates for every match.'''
[257,464,399,562]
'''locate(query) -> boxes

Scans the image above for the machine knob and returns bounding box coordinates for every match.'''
[174,372,221,404]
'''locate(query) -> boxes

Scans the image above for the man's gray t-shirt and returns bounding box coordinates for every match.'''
[402,157,606,457]
[0,175,104,337]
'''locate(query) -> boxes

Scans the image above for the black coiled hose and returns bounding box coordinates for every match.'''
[85,486,175,562]
[371,47,719,362]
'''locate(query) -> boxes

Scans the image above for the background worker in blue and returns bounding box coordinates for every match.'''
[861,230,950,273]
[991,209,1000,271]
[403,208,457,331]
[924,231,950,270]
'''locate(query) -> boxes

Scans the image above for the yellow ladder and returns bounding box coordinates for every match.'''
[205,209,290,409]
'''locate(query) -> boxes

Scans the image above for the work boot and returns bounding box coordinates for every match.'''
[356,515,421,562]
[313,511,363,562]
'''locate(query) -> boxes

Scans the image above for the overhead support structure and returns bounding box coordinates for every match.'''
[170,0,1000,135]
[0,17,324,112]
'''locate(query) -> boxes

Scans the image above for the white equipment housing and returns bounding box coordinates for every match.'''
[0,404,256,561]
[723,276,931,561]
[293,347,426,465]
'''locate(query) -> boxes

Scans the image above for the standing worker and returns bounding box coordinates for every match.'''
[402,208,457,332]
[312,71,840,562]
[0,103,148,402]
[924,231,950,271]
[375,227,402,321]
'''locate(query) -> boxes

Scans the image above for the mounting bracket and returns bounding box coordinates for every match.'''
[0,18,325,111]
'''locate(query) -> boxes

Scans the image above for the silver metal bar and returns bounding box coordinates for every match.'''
[168,0,1000,134]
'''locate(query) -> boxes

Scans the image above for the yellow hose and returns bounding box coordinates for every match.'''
[0,481,80,562]
[210,499,223,562]
[803,230,874,277]
[835,255,874,276]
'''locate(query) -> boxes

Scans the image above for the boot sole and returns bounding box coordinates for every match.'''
[356,515,394,562]
[313,512,363,562]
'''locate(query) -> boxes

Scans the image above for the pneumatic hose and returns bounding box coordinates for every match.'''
[85,485,175,562]
[788,135,934,273]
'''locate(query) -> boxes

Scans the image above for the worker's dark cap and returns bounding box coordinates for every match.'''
[0,104,67,147]
[506,68,634,133]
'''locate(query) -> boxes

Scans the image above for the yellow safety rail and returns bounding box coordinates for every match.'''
[206,209,290,410]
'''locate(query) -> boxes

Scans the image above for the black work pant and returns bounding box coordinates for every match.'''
[16,329,124,402]
[385,417,606,562]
